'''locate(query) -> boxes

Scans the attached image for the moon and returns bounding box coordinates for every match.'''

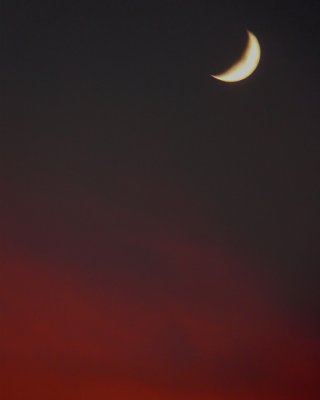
[211,30,261,83]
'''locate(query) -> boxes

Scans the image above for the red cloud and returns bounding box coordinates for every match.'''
[1,183,319,399]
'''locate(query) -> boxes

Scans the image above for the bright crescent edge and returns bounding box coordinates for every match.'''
[211,30,261,83]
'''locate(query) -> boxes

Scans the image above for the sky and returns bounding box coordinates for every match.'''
[2,0,320,398]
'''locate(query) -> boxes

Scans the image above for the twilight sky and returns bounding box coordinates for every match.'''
[2,1,320,399]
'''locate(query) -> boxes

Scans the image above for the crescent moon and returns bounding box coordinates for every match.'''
[211,30,261,83]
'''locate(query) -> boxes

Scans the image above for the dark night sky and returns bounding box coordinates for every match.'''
[2,1,320,399]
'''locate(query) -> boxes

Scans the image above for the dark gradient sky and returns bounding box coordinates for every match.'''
[2,1,320,398]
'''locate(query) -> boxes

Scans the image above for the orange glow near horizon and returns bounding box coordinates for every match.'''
[1,239,319,399]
